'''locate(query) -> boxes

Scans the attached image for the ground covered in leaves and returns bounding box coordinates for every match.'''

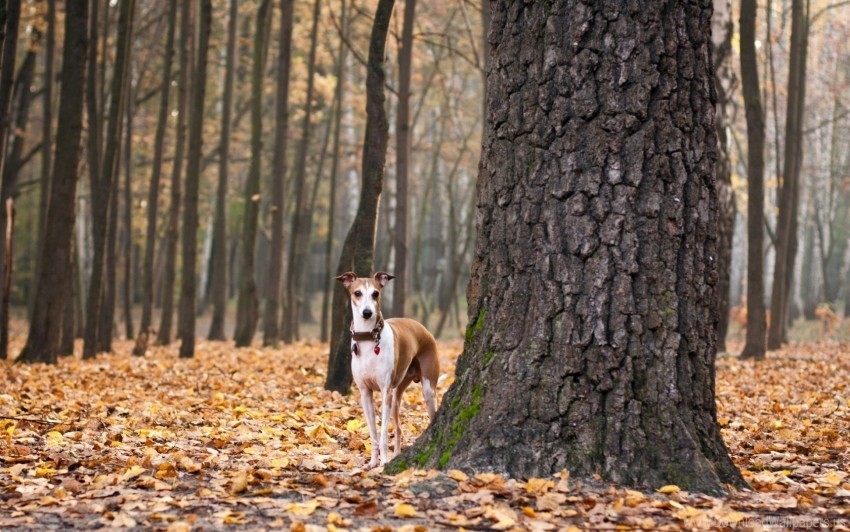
[1,335,849,530]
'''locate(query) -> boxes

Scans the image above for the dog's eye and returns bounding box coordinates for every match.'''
[354,290,362,297]
[372,291,379,299]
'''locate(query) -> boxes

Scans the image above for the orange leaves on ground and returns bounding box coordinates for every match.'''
[1,337,849,529]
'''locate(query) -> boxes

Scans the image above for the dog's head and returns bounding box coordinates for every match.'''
[335,272,394,321]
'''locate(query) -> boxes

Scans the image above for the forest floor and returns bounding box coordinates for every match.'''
[1,329,849,530]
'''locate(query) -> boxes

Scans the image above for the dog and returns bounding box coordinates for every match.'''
[336,271,439,469]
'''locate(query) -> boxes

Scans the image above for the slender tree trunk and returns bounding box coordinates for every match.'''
[178,0,212,359]
[262,0,293,346]
[33,0,55,312]
[208,0,239,341]
[712,0,736,352]
[17,0,89,364]
[325,0,394,393]
[157,0,193,345]
[739,0,767,360]
[320,0,348,343]
[233,0,271,347]
[281,0,321,343]
[122,84,134,340]
[59,250,75,355]
[136,0,177,352]
[84,0,135,358]
[391,0,416,319]
[768,0,807,350]
[391,0,745,494]
[0,0,20,181]
[0,198,12,358]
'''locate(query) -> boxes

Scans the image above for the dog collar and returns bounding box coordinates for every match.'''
[351,313,384,355]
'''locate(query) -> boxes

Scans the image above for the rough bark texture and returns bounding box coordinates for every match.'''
[390,0,745,495]
[157,0,192,346]
[391,0,416,319]
[137,0,177,351]
[178,0,212,359]
[84,0,135,358]
[17,0,88,364]
[264,0,293,346]
[325,0,394,393]
[208,0,238,342]
[0,0,20,181]
[768,0,807,350]
[739,0,767,361]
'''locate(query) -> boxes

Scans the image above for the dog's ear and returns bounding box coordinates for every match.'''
[335,272,357,288]
[373,272,395,287]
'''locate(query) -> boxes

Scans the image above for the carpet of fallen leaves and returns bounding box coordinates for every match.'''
[1,334,849,531]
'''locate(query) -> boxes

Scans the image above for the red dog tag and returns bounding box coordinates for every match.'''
[374,345,380,355]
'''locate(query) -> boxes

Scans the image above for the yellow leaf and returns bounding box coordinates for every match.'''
[658,485,680,494]
[286,500,319,516]
[35,467,57,478]
[522,507,537,518]
[447,469,468,482]
[346,419,364,432]
[44,431,64,448]
[230,471,249,494]
[823,470,846,487]
[394,503,417,518]
[674,505,704,520]
[525,478,554,494]
[122,465,146,481]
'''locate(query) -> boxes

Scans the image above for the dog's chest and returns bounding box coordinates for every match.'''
[351,325,396,391]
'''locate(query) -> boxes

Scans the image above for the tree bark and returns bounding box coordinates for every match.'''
[136,0,177,352]
[208,0,238,342]
[122,82,134,340]
[233,0,271,347]
[391,0,745,495]
[325,0,394,393]
[157,0,193,345]
[262,0,293,346]
[17,0,88,364]
[767,0,807,350]
[178,0,212,359]
[84,0,135,358]
[320,0,349,343]
[391,0,416,319]
[711,0,736,352]
[281,0,321,343]
[0,0,20,182]
[739,0,767,360]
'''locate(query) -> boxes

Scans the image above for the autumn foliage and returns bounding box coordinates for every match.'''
[1,334,849,529]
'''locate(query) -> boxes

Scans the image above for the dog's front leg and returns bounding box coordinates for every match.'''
[359,388,380,469]
[379,388,392,465]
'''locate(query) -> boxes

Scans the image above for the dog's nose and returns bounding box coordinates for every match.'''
[362,308,373,319]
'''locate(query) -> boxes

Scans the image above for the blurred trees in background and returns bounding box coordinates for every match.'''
[0,0,849,362]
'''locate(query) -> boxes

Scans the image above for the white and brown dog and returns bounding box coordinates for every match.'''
[336,272,439,469]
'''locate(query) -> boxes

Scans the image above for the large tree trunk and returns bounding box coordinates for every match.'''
[391,0,745,495]
[281,0,321,343]
[325,0,394,393]
[157,0,193,345]
[136,0,177,352]
[712,0,736,352]
[17,0,89,364]
[33,0,54,315]
[768,0,808,350]
[233,0,271,347]
[739,0,767,360]
[320,0,349,343]
[84,0,135,358]
[391,0,416,319]
[177,0,212,359]
[207,0,238,342]
[262,0,293,346]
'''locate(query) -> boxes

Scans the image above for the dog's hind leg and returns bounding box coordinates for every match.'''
[359,388,379,469]
[392,377,414,455]
[422,377,437,421]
